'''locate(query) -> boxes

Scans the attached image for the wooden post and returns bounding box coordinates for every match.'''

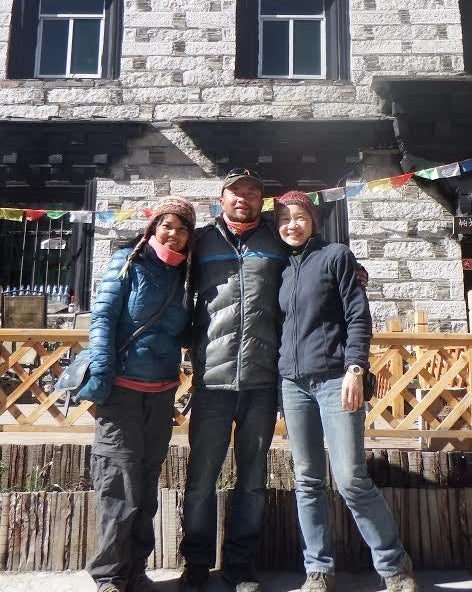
[386,317,404,418]
[414,311,429,446]
[467,290,472,331]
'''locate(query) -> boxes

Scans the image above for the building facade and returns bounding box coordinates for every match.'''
[0,0,471,330]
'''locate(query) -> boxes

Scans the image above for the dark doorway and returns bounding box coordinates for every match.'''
[460,0,472,74]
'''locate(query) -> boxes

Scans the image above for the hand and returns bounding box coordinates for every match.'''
[341,371,364,411]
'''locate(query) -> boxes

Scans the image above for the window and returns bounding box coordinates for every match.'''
[8,0,123,79]
[36,0,105,78]
[236,0,350,81]
[260,0,325,78]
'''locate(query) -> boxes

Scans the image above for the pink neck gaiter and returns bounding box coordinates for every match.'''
[148,235,186,266]
[222,213,261,235]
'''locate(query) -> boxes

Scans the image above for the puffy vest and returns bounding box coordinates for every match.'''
[191,219,288,391]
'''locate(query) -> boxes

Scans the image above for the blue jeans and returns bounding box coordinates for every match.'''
[281,375,406,578]
[180,387,277,569]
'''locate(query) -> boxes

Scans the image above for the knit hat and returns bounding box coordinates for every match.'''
[143,195,196,240]
[117,196,196,305]
[275,190,319,231]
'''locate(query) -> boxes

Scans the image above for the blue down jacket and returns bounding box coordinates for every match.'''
[77,244,191,402]
[278,236,372,380]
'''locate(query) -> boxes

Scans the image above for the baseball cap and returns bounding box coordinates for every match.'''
[222,168,263,190]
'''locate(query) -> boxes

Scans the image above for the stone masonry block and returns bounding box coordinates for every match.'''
[371,201,447,220]
[123,87,201,103]
[46,88,113,104]
[368,301,399,326]
[406,260,463,280]
[349,240,368,259]
[382,282,436,299]
[361,260,399,279]
[413,300,467,322]
[153,103,220,120]
[186,12,233,28]
[0,88,38,103]
[417,221,452,237]
[71,105,141,120]
[202,86,264,103]
[383,241,435,259]
[0,105,60,118]
[186,42,234,56]
[349,220,408,237]
[170,179,221,198]
[96,179,155,198]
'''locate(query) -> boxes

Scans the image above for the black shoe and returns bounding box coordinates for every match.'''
[222,565,261,592]
[179,565,210,592]
[127,571,161,592]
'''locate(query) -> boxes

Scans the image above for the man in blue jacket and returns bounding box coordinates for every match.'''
[179,169,287,592]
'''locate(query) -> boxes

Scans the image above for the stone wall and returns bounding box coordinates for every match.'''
[0,1,468,329]
[349,180,467,332]
[0,0,465,121]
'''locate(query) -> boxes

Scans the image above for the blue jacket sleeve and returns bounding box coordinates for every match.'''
[332,246,372,369]
[88,249,130,381]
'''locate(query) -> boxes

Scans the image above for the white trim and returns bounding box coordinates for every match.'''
[65,19,73,76]
[258,0,327,79]
[35,1,105,79]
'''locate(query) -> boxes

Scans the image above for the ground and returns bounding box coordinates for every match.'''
[0,569,471,592]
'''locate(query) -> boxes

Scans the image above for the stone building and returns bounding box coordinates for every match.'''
[0,0,471,330]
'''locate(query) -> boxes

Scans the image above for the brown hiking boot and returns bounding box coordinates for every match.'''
[300,571,335,592]
[384,555,418,592]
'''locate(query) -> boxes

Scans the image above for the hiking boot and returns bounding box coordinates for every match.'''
[300,571,335,592]
[127,571,161,592]
[179,565,210,592]
[222,565,261,592]
[384,555,418,592]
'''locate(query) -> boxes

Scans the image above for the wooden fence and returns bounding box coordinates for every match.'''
[1,328,472,449]
[1,444,471,571]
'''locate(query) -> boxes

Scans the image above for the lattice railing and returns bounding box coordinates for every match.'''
[1,329,472,448]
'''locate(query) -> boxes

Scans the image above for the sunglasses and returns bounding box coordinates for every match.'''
[225,168,261,179]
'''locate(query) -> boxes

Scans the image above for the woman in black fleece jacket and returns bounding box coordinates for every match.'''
[276,191,417,592]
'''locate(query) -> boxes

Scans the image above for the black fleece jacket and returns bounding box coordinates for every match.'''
[278,235,372,380]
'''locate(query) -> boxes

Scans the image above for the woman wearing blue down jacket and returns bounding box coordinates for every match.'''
[77,196,196,592]
[275,191,417,592]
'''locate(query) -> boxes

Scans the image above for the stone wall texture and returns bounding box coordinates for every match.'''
[0,0,465,121]
[0,1,468,330]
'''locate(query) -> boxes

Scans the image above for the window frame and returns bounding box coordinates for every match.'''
[235,0,350,82]
[34,0,106,79]
[7,0,123,81]
[258,2,327,79]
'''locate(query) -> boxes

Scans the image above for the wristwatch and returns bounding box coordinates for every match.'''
[347,364,364,376]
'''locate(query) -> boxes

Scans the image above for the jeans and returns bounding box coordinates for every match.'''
[88,385,176,592]
[180,387,277,569]
[281,375,406,578]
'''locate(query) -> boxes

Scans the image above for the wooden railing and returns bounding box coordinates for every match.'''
[1,328,471,448]
[364,332,472,450]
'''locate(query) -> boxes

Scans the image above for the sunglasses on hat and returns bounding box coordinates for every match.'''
[222,168,262,189]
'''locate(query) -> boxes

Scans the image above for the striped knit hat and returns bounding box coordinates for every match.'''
[275,190,319,231]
